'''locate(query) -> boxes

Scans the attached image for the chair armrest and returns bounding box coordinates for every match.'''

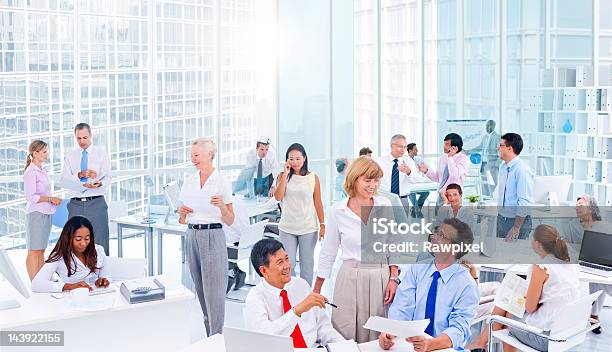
[486,315,544,335]
[479,295,495,305]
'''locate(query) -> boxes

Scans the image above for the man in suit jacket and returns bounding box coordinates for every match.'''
[471,120,501,196]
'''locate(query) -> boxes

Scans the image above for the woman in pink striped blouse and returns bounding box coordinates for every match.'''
[23,140,62,280]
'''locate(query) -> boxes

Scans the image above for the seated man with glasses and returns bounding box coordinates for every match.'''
[379,218,479,352]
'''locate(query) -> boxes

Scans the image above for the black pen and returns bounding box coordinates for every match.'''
[325,301,338,308]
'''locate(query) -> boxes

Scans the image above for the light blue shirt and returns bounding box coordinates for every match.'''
[334,173,347,201]
[388,261,479,350]
[497,156,534,218]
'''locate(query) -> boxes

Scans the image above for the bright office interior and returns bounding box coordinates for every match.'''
[1,0,612,351]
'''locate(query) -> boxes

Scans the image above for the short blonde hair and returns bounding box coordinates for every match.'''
[192,138,217,160]
[343,156,384,198]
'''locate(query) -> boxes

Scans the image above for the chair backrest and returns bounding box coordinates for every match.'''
[105,256,146,281]
[107,200,129,236]
[51,199,70,228]
[548,290,602,352]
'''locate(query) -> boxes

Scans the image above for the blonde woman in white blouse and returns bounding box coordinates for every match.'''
[313,156,400,343]
[274,143,325,286]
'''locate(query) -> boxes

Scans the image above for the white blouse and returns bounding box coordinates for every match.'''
[31,245,112,293]
[524,257,580,329]
[317,196,392,279]
[178,169,233,225]
[278,173,319,235]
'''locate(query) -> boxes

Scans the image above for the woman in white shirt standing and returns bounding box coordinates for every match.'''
[468,224,580,352]
[177,138,235,337]
[274,143,324,286]
[313,156,400,342]
[32,216,111,292]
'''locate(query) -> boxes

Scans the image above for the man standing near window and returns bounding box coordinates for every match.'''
[61,123,112,255]
[246,136,278,197]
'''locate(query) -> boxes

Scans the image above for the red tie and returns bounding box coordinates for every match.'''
[279,289,308,348]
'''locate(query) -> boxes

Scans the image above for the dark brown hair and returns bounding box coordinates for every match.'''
[46,216,99,277]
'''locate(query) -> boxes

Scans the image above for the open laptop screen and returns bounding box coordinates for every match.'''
[579,231,612,267]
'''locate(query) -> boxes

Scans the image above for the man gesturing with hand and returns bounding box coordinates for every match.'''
[244,238,344,348]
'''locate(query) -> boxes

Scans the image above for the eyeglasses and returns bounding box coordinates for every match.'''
[431,227,453,241]
[392,143,407,149]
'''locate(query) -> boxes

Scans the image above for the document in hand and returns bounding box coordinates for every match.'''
[363,316,430,339]
[326,339,360,352]
[493,273,528,318]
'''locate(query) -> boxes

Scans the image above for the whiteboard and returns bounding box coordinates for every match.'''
[440,119,488,150]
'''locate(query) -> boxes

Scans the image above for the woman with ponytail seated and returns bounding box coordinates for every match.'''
[468,224,580,352]
[31,216,111,293]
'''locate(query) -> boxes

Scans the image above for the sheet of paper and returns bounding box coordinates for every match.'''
[358,338,414,352]
[180,192,221,219]
[61,178,87,193]
[363,316,430,338]
[493,273,528,318]
[327,339,360,352]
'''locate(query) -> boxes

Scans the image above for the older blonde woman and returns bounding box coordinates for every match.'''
[313,156,399,342]
[177,138,235,336]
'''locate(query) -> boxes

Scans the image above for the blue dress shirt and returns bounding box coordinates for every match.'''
[388,261,479,349]
[497,156,534,218]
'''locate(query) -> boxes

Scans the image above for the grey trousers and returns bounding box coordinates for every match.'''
[279,230,317,286]
[590,282,612,315]
[186,227,228,336]
[68,197,109,254]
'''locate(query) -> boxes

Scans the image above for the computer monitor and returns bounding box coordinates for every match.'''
[233,166,256,197]
[533,175,572,205]
[0,246,30,310]
[579,231,612,267]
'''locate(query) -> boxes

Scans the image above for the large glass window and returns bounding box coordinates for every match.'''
[0,0,273,245]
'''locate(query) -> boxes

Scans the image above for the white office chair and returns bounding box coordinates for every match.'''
[236,219,269,274]
[486,290,602,352]
[106,256,147,281]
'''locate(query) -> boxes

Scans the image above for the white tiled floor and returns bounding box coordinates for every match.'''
[111,235,612,351]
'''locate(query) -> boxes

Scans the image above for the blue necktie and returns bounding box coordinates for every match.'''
[391,159,400,195]
[80,150,88,182]
[502,166,510,207]
[424,271,441,336]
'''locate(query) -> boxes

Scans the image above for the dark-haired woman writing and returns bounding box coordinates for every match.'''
[31,216,111,293]
[274,143,324,286]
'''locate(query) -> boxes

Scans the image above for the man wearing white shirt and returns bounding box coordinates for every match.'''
[61,123,112,254]
[376,134,419,210]
[246,136,278,197]
[245,238,344,348]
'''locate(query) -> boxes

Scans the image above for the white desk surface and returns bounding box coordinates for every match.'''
[478,263,612,285]
[0,275,193,330]
[111,195,278,231]
[181,334,454,352]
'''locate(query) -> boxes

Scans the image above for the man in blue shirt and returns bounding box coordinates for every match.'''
[379,218,479,352]
[496,133,534,241]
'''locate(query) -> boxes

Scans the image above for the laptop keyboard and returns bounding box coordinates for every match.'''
[580,262,612,271]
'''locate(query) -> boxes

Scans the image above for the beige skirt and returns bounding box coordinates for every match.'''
[331,260,390,343]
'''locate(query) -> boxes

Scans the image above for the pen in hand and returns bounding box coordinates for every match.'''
[325,301,338,308]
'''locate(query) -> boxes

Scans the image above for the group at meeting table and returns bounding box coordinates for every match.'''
[20,121,612,352]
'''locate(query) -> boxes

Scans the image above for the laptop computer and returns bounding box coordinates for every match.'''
[578,230,612,277]
[224,327,294,352]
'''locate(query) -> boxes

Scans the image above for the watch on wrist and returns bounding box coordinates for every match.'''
[390,276,401,285]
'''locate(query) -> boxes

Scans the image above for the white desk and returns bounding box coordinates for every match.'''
[111,195,279,275]
[478,264,612,285]
[405,179,479,194]
[0,276,195,352]
[180,333,455,352]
